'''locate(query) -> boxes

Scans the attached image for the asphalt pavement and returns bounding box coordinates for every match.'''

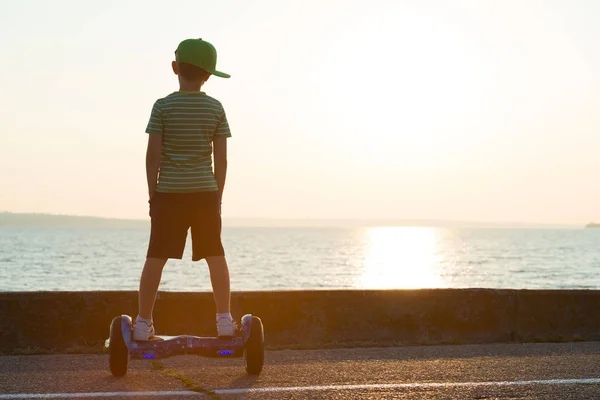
[2,342,600,399]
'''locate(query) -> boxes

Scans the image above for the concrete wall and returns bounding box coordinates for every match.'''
[1,289,600,354]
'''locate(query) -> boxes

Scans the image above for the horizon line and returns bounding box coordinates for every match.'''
[0,211,587,228]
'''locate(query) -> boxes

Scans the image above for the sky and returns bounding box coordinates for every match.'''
[1,0,599,224]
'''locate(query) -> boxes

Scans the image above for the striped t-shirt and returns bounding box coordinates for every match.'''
[145,91,231,193]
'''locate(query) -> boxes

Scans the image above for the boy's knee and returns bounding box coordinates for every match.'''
[206,255,227,268]
[145,258,168,269]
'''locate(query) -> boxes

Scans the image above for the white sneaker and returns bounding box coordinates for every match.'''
[217,316,237,337]
[133,319,155,341]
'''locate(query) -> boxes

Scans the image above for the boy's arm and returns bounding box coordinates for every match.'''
[213,136,228,203]
[146,133,162,200]
[145,99,163,201]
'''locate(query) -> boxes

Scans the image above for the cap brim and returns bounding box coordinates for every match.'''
[212,70,231,78]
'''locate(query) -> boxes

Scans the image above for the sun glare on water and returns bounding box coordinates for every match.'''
[359,227,443,289]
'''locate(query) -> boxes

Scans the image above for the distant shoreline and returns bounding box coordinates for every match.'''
[0,212,148,228]
[0,212,584,229]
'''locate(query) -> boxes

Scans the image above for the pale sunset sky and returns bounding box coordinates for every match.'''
[1,0,598,224]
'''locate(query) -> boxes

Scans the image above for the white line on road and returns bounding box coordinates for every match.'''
[1,378,600,398]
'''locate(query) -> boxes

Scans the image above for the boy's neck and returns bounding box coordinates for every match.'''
[179,84,203,92]
[178,78,203,92]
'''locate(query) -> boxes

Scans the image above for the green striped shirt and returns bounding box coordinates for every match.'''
[145,91,231,193]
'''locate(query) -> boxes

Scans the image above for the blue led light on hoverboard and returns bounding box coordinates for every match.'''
[143,354,155,359]
[219,350,233,355]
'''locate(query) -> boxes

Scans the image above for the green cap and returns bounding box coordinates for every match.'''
[175,38,230,79]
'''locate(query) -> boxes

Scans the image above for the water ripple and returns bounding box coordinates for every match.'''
[1,226,599,291]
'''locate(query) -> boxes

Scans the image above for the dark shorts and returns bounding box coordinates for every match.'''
[147,191,224,261]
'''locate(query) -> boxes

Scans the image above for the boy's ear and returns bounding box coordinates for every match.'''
[205,73,211,83]
[172,61,178,75]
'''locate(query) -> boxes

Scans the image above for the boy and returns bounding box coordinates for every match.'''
[133,38,235,340]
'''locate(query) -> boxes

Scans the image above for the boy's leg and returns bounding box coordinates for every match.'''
[135,192,188,340]
[205,255,231,314]
[190,192,236,336]
[138,257,168,319]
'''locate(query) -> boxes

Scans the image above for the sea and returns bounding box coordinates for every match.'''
[1,222,600,292]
